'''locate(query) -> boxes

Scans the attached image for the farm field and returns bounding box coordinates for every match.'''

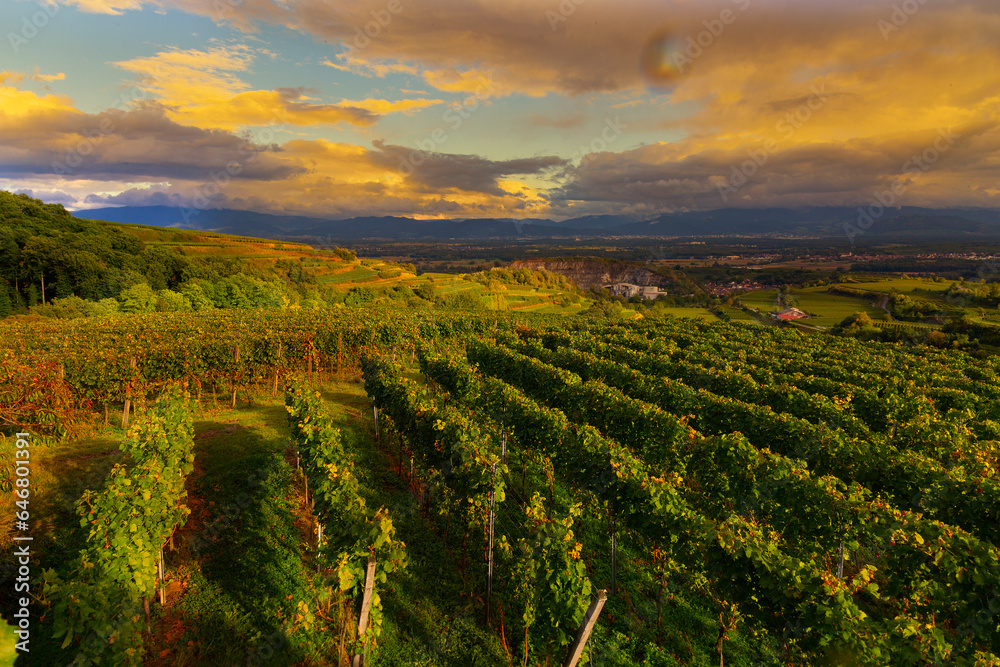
[319,265,382,284]
[738,286,903,328]
[4,309,1000,665]
[845,277,953,295]
[716,306,756,322]
[738,289,780,311]
[788,287,889,327]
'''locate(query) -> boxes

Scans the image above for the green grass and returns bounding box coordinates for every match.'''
[789,287,889,327]
[718,306,755,321]
[846,278,952,294]
[739,289,780,311]
[0,626,14,667]
[655,307,719,321]
[171,450,324,666]
[971,311,1000,325]
[0,430,127,666]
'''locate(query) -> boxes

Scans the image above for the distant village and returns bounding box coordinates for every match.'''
[607,278,781,299]
[704,280,778,296]
[650,251,1000,266]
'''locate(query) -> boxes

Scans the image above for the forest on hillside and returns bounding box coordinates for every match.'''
[0,191,361,317]
[0,191,586,319]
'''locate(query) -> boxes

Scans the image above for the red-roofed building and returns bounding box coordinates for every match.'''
[774,307,808,320]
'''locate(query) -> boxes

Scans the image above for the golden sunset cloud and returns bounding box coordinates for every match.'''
[114,46,378,130]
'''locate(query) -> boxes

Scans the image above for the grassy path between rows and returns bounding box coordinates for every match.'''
[145,378,510,665]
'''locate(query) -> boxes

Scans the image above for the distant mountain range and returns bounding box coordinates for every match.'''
[74,205,1000,242]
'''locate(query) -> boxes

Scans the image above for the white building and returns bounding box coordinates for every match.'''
[606,283,666,300]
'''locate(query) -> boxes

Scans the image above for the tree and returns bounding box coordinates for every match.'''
[156,289,188,312]
[141,246,188,290]
[927,330,950,348]
[118,282,157,313]
[212,274,284,309]
[19,236,60,302]
[92,298,120,317]
[0,283,11,318]
[414,282,437,301]
[180,282,215,312]
[344,287,376,307]
[445,291,485,311]
[0,231,20,287]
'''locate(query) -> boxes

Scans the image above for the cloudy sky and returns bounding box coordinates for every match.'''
[2,0,998,219]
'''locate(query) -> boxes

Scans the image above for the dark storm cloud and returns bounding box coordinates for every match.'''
[0,102,305,181]
[371,140,566,196]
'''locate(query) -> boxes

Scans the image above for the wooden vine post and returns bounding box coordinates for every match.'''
[352,554,377,667]
[565,590,607,667]
[655,548,665,645]
[485,461,497,625]
[272,342,282,396]
[337,331,343,377]
[121,357,137,429]
[158,547,166,605]
[316,523,324,574]
[231,345,240,408]
[610,517,617,596]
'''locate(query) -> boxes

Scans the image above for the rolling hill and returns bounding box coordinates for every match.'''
[76,205,1000,242]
